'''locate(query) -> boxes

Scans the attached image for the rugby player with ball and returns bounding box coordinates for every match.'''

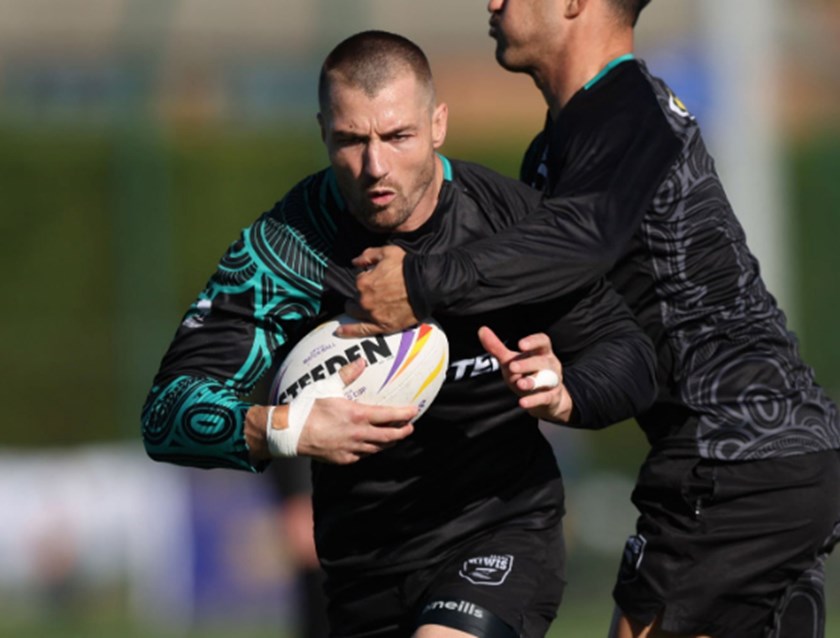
[141,31,657,638]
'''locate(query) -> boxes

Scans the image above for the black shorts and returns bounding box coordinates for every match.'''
[324,521,566,638]
[613,449,840,638]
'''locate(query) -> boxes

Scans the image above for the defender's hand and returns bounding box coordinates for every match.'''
[339,246,419,337]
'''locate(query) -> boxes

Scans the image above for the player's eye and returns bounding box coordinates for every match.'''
[335,135,365,147]
[386,132,413,143]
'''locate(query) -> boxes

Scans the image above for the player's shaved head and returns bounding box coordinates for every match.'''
[606,0,651,26]
[318,30,435,115]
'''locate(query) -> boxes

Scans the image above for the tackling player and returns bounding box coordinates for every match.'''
[142,31,657,638]
[343,2,840,638]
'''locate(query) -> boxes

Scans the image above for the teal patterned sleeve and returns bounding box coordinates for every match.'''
[141,174,337,472]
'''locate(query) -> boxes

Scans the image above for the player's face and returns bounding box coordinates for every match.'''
[320,74,448,233]
[487,0,564,73]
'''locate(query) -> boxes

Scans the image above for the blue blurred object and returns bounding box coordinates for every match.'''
[643,39,713,127]
[187,469,295,628]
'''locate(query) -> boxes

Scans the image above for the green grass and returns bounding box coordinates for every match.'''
[2,612,839,638]
[2,593,838,638]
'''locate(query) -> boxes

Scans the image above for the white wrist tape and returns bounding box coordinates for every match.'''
[266,374,346,458]
[266,398,310,457]
[531,369,560,390]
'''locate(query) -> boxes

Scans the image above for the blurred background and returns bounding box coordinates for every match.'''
[1,0,839,636]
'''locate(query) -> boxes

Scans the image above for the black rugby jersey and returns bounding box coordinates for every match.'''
[403,60,840,461]
[142,157,656,574]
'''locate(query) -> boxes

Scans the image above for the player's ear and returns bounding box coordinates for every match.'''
[431,102,448,150]
[565,0,585,19]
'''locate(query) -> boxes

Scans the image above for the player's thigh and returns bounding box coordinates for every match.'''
[609,605,712,638]
[766,517,840,638]
[614,450,840,638]
[413,626,476,638]
[412,522,566,638]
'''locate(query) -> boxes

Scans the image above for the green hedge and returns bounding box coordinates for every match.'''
[789,132,840,396]
[1,125,837,447]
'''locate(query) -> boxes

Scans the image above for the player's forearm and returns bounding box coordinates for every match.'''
[403,198,620,317]
[405,117,681,318]
[141,375,263,472]
[562,332,657,429]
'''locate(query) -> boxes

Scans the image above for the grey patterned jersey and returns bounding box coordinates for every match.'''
[633,63,839,459]
[405,58,839,461]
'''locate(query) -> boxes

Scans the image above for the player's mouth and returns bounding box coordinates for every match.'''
[488,17,500,38]
[368,189,396,207]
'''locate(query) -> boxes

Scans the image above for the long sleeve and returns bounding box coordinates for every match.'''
[543,278,657,429]
[141,202,330,472]
[403,63,682,318]
[563,331,657,429]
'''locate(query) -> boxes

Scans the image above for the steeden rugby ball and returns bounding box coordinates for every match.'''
[269,314,448,421]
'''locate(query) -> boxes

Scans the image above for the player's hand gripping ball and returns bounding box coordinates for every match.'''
[270,314,449,421]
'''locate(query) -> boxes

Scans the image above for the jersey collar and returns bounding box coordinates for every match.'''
[437,153,453,182]
[583,53,635,91]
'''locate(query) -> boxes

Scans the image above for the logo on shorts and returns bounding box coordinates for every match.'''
[617,534,647,584]
[422,599,484,620]
[459,554,514,586]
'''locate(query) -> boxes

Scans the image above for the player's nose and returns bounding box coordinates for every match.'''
[363,141,388,179]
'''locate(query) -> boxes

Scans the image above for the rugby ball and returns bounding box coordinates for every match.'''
[269,314,448,421]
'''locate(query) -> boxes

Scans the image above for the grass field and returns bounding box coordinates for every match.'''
[2,607,840,638]
[0,605,619,638]
[2,578,839,638]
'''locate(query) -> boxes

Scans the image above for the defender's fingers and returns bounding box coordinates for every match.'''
[351,247,385,269]
[336,319,384,338]
[337,301,382,337]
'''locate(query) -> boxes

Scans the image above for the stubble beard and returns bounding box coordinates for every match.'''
[355,193,412,233]
[494,38,531,75]
[355,160,436,233]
